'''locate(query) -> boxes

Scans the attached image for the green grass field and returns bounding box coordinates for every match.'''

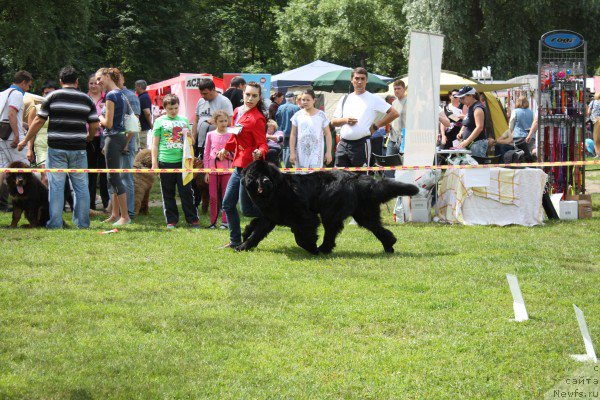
[0,193,599,399]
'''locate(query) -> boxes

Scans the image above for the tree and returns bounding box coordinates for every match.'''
[276,0,407,77]
[402,0,600,79]
[0,0,96,86]
[210,0,287,74]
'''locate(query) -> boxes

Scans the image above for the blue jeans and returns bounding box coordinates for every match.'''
[222,167,261,245]
[470,140,489,158]
[282,146,291,168]
[46,147,90,229]
[385,140,399,178]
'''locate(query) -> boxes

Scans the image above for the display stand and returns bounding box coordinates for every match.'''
[537,30,587,194]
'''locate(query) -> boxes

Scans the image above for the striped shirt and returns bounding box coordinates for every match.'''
[37,88,99,150]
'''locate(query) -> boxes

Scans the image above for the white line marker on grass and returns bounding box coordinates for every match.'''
[506,274,528,322]
[570,305,598,363]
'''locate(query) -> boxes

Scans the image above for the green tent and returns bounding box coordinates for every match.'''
[313,70,389,93]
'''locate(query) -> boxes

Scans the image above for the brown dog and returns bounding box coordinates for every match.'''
[193,158,210,214]
[133,149,155,215]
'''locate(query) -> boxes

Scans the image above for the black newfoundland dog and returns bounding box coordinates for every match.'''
[239,160,419,254]
[5,161,49,228]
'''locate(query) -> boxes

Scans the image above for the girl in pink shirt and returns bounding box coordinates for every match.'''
[203,110,232,228]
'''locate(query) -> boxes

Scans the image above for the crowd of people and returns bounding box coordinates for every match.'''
[2,65,594,240]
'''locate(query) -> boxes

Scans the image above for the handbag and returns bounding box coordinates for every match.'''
[0,89,16,140]
[122,92,140,134]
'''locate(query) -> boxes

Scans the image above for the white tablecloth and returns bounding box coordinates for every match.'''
[436,168,547,226]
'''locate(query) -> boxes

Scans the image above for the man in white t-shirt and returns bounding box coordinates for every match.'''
[191,78,233,158]
[0,70,33,168]
[0,70,33,212]
[331,67,399,167]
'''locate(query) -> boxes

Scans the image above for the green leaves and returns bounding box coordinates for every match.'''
[277,0,407,76]
[0,0,598,89]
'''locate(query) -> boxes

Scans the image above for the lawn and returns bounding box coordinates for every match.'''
[0,195,599,399]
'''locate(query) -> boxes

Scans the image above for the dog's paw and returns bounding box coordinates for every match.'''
[235,242,251,252]
[305,246,320,255]
[384,245,395,253]
[317,244,333,254]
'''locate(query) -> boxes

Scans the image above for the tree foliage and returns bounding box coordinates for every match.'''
[403,0,600,79]
[275,0,407,76]
[0,0,598,90]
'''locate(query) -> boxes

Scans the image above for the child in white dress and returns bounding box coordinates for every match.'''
[289,89,332,169]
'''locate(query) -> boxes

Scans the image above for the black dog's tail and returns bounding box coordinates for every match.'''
[371,179,419,204]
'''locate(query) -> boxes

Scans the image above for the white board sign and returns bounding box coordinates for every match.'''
[506,274,528,322]
[571,305,598,363]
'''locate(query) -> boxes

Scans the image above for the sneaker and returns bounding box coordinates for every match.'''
[219,223,228,229]
[206,224,217,229]
[190,221,201,229]
[166,223,177,229]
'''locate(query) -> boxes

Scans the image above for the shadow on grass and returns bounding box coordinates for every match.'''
[266,246,457,260]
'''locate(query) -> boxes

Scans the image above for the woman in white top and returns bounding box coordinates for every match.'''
[289,89,332,169]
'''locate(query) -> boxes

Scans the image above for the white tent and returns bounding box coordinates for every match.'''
[272,60,393,93]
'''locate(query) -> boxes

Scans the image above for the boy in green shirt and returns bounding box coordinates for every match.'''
[152,94,199,228]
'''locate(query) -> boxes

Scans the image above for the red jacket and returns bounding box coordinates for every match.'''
[225,106,268,168]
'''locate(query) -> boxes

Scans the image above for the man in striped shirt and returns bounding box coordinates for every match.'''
[19,66,99,228]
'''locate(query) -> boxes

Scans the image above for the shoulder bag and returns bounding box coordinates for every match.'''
[0,89,17,140]
[122,92,141,134]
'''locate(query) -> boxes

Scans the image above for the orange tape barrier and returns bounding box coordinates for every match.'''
[1,160,599,174]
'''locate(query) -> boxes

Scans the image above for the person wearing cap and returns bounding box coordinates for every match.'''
[331,67,399,168]
[275,91,300,167]
[454,86,488,157]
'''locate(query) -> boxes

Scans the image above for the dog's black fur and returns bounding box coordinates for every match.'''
[5,161,49,228]
[239,160,419,254]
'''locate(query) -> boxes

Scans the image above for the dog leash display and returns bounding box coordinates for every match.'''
[3,160,600,174]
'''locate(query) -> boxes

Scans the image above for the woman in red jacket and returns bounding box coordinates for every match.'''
[217,82,268,249]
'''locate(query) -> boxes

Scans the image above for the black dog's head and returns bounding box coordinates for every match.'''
[242,160,283,201]
[5,161,32,197]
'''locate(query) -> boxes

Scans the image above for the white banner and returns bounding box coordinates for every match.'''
[396,31,444,222]
[185,75,212,89]
[402,31,444,169]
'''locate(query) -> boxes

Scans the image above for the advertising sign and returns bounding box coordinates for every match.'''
[224,73,271,96]
[541,31,584,51]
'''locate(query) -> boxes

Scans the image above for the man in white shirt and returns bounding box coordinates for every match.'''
[331,68,399,168]
[191,78,233,158]
[0,70,33,167]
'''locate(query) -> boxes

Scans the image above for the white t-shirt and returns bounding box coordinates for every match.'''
[291,109,330,168]
[333,92,390,140]
[0,88,24,140]
[195,93,233,146]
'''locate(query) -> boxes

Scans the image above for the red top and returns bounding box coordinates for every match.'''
[225,106,268,168]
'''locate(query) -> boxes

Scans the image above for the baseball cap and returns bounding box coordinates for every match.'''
[454,86,477,98]
[285,92,295,98]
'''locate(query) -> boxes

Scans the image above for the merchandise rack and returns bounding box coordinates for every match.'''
[537,31,587,194]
